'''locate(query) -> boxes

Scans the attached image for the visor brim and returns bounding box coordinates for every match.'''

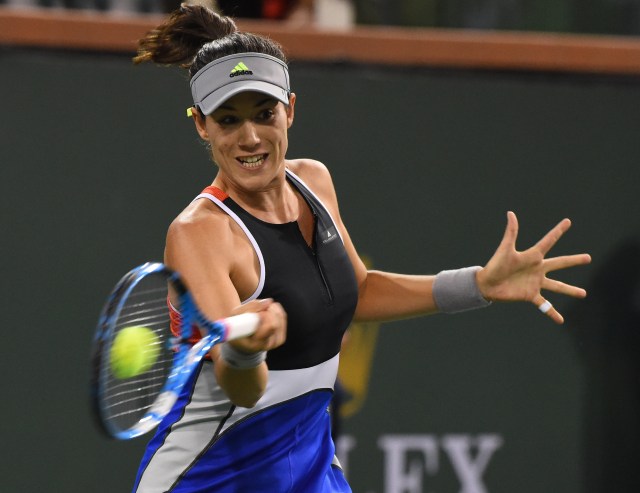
[198,81,290,115]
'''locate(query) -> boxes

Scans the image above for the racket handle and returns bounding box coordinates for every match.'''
[221,312,260,341]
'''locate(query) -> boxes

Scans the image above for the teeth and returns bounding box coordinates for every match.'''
[238,154,265,168]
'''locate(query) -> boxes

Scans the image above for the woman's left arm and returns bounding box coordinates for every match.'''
[294,161,591,324]
[346,211,591,324]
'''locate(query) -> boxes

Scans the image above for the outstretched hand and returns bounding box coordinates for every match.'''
[476,211,591,324]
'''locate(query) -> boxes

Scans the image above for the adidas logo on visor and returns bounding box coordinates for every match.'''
[229,62,253,78]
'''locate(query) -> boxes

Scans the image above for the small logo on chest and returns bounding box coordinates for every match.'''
[321,227,338,245]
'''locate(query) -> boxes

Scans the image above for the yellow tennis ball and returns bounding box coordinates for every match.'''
[110,326,160,379]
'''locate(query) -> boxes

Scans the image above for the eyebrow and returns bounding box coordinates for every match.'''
[217,97,277,111]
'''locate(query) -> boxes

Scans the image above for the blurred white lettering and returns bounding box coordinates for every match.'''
[441,434,504,493]
[336,433,503,493]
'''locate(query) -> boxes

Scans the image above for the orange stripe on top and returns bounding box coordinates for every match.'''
[202,186,229,202]
[167,296,205,349]
[167,297,183,338]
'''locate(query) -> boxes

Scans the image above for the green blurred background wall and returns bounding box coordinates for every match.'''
[1,44,639,492]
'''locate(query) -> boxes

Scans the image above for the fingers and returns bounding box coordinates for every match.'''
[230,299,287,353]
[255,301,287,350]
[237,297,275,313]
[531,267,589,324]
[227,298,275,323]
[498,211,519,251]
[539,252,591,299]
[543,253,592,273]
[492,212,589,325]
[534,217,572,256]
[542,277,587,298]
[533,295,564,325]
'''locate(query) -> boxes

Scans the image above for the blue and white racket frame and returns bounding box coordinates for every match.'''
[90,262,259,440]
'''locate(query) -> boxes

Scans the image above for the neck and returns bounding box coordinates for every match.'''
[213,169,300,224]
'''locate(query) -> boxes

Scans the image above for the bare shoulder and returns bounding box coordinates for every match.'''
[165,199,235,271]
[168,199,230,243]
[165,199,256,316]
[286,158,338,203]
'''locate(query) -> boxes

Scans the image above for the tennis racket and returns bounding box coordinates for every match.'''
[90,262,259,440]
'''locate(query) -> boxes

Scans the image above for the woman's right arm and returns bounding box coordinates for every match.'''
[164,203,287,408]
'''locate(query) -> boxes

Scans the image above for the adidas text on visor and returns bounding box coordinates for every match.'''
[190,53,291,115]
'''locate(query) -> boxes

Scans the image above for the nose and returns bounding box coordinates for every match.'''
[237,121,260,148]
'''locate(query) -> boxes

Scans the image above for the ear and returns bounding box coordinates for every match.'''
[191,106,209,140]
[286,93,296,129]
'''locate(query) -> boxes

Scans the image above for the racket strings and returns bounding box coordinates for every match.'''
[104,376,168,419]
[101,275,177,432]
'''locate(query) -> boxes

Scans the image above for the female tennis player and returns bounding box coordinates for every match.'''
[130,5,591,492]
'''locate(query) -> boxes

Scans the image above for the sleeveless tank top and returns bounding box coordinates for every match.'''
[196,169,358,369]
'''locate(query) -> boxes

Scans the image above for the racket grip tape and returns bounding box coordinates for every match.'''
[220,312,260,341]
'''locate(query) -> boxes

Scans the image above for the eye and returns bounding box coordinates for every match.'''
[256,108,276,122]
[215,114,240,126]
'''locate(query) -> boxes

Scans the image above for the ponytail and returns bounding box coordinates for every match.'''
[134,3,238,68]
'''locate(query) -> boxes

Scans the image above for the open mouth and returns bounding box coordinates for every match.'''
[237,154,268,169]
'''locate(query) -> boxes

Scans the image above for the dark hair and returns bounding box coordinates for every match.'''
[134,4,288,79]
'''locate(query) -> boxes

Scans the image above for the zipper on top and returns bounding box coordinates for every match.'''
[309,212,334,305]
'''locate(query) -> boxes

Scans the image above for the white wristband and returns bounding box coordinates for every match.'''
[219,343,267,370]
[433,266,492,314]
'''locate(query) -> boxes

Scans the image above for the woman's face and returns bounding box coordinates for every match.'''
[194,91,295,192]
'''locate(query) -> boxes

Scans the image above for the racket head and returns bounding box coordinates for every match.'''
[90,262,194,440]
[90,262,260,440]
